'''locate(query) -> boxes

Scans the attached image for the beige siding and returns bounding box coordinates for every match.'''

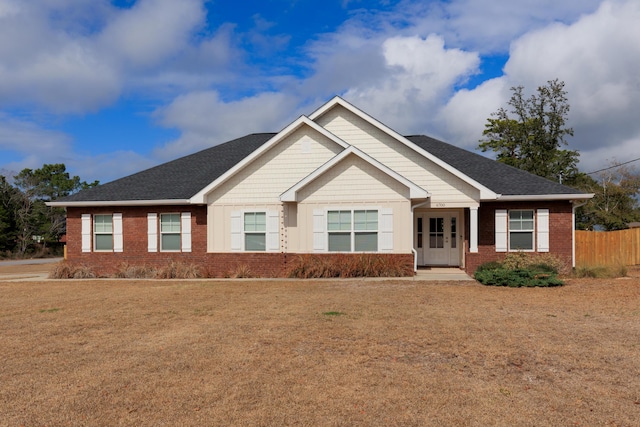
[207,126,343,205]
[292,155,412,252]
[208,203,283,252]
[297,154,410,202]
[315,105,480,203]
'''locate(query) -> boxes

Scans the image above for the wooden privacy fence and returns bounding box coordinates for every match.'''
[575,228,640,266]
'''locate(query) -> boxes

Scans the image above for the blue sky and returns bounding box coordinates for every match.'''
[1,0,639,184]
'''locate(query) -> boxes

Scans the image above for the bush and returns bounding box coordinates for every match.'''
[474,255,564,287]
[573,264,627,279]
[49,261,97,279]
[286,254,412,279]
[156,262,202,279]
[114,263,157,279]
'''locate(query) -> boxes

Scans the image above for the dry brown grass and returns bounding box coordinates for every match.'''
[1,265,639,426]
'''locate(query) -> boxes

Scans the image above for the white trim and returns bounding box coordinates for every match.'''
[147,213,158,252]
[537,209,549,252]
[495,210,507,252]
[190,117,350,204]
[308,96,498,200]
[313,209,326,251]
[266,210,280,251]
[280,145,429,202]
[181,212,192,252]
[497,194,594,201]
[469,207,478,253]
[47,199,192,207]
[81,214,91,253]
[379,208,393,252]
[113,213,123,253]
[230,211,242,251]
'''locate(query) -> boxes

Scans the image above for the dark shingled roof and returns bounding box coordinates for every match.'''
[59,132,587,204]
[405,135,586,196]
[59,133,275,203]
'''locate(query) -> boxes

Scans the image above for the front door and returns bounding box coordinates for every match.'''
[416,213,460,266]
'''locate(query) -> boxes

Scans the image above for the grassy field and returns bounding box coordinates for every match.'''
[1,263,639,426]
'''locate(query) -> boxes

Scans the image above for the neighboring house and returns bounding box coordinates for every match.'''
[49,97,593,276]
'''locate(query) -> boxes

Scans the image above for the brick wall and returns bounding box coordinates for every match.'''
[66,206,413,277]
[464,200,574,274]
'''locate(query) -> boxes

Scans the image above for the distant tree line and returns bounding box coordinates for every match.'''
[0,164,97,258]
[479,79,640,231]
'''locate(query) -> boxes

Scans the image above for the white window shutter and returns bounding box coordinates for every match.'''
[113,213,123,252]
[379,208,393,252]
[495,209,507,252]
[266,210,280,251]
[81,214,91,252]
[313,209,325,252]
[181,212,192,252]
[231,211,242,251]
[147,213,157,252]
[537,209,550,252]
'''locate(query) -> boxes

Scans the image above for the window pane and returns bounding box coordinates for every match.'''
[94,215,113,233]
[95,234,113,251]
[161,214,180,232]
[161,234,181,251]
[328,232,351,252]
[328,210,351,231]
[355,210,378,231]
[510,232,533,250]
[244,212,265,232]
[245,233,266,251]
[355,232,377,251]
[417,217,422,233]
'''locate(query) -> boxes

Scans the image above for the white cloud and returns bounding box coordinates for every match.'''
[438,0,640,171]
[342,34,480,134]
[153,91,300,160]
[98,0,205,69]
[0,114,73,171]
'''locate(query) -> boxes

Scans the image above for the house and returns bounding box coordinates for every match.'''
[49,96,593,277]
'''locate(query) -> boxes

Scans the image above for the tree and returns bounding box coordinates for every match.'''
[0,176,19,253]
[576,162,640,230]
[12,164,98,255]
[479,79,580,184]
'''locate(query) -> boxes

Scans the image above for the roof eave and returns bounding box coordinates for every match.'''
[46,199,194,207]
[494,193,595,202]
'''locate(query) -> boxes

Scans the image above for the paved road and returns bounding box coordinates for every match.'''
[0,257,63,266]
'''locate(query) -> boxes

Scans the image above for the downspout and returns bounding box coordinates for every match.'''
[411,201,431,273]
[572,199,589,268]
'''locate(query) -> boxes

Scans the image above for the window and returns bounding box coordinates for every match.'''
[244,212,266,251]
[94,214,113,251]
[509,210,534,250]
[328,209,378,252]
[160,213,181,251]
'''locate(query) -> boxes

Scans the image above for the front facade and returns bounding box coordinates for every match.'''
[52,97,592,277]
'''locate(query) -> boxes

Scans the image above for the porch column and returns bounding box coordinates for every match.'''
[470,207,478,253]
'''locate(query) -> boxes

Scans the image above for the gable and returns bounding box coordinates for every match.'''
[206,124,344,204]
[296,153,412,203]
[314,104,481,204]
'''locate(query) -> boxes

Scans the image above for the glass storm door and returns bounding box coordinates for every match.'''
[419,213,460,266]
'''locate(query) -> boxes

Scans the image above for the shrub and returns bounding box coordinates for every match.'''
[474,255,564,287]
[227,264,253,278]
[48,261,97,279]
[573,264,627,279]
[286,254,412,279]
[115,263,157,279]
[156,262,202,279]
[475,267,563,287]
